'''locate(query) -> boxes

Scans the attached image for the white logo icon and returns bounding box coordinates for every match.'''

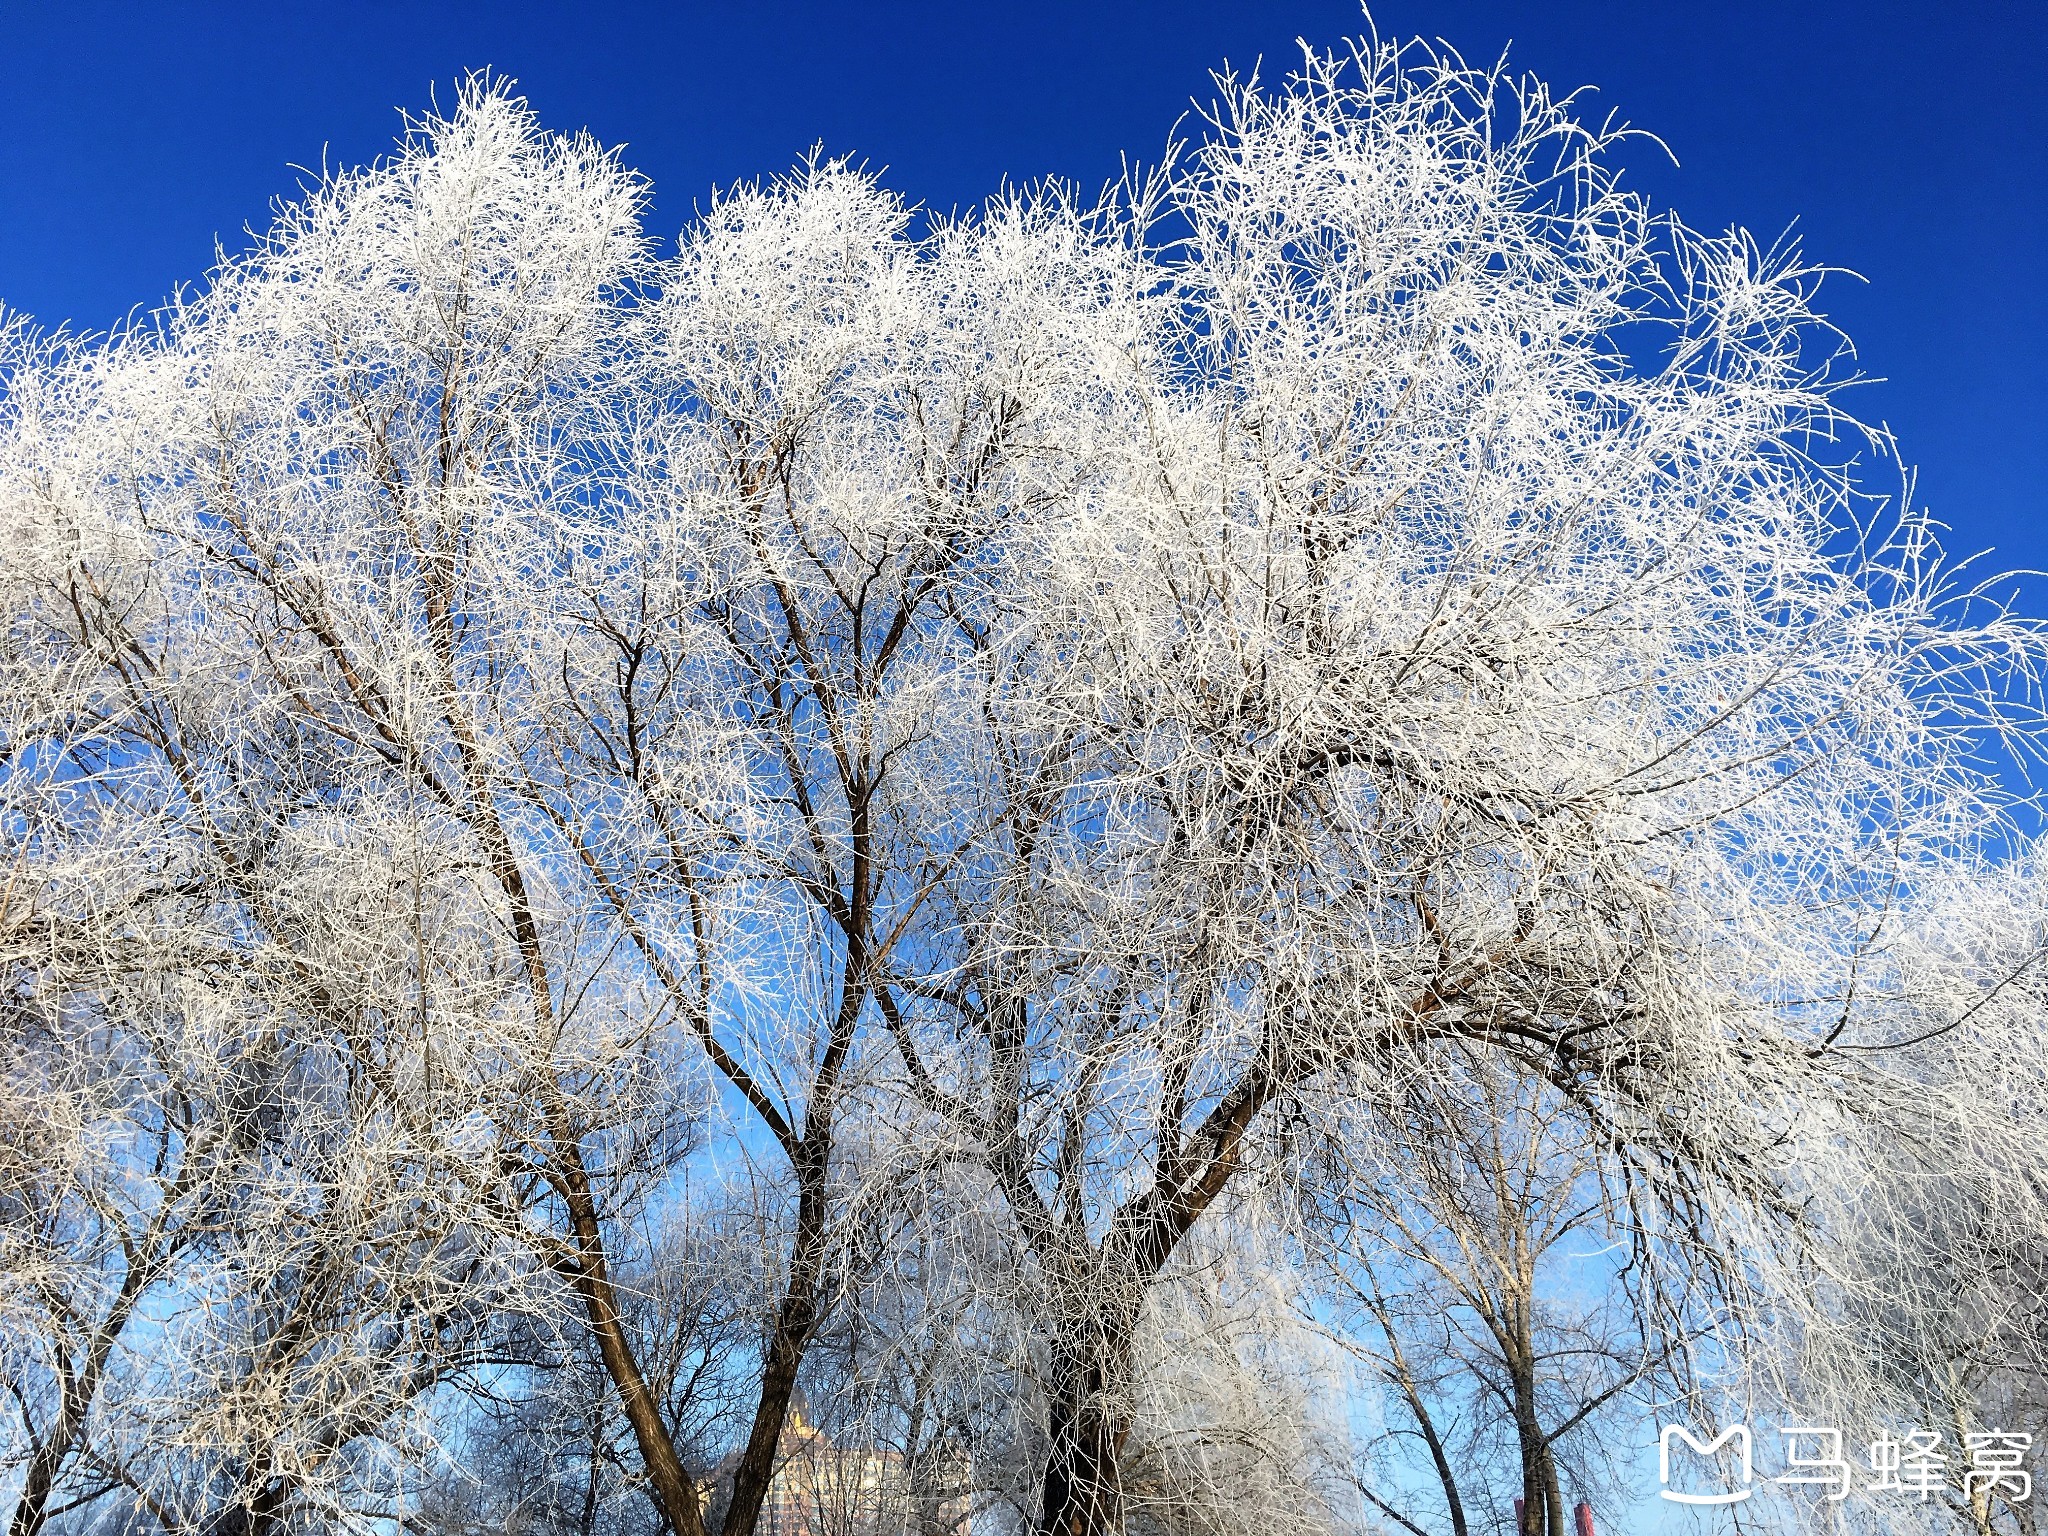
[1659,1425,1754,1505]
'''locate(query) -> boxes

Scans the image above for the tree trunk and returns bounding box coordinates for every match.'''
[200,1467,289,1536]
[579,1275,707,1536]
[1036,1325,1141,1536]
[722,952,862,1536]
[551,1118,709,1536]
[1026,1063,1281,1536]
[1508,1354,1550,1536]
[1538,1440,1566,1536]
[721,1262,821,1536]
[1540,1449,1564,1536]
[1037,1376,1125,1535]
[1507,1386,1565,1536]
[9,1238,164,1536]
[1516,1453,1547,1536]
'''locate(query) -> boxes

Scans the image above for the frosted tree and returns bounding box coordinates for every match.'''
[0,322,595,1536]
[848,37,2048,1536]
[0,93,715,1536]
[5,28,2048,1536]
[1785,859,2048,1536]
[0,79,1145,1536]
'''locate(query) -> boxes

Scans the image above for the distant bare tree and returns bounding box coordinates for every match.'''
[1314,1059,1694,1536]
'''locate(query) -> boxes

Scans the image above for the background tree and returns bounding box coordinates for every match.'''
[1315,1058,1698,1536]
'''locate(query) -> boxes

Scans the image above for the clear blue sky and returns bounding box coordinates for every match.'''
[2,1,2041,573]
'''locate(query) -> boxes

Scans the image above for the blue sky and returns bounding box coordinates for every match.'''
[1,0,2042,575]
